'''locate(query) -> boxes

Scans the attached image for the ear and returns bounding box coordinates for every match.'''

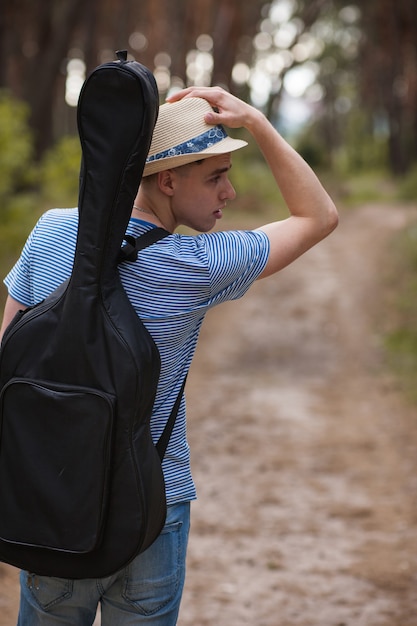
[157,170,176,196]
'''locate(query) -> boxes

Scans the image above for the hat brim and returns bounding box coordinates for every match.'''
[143,136,247,176]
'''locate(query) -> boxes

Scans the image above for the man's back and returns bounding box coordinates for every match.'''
[4,207,270,504]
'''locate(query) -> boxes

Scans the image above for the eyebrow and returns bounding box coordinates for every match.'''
[207,164,232,177]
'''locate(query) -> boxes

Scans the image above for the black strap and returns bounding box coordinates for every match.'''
[118,227,170,263]
[156,376,187,461]
[118,226,184,460]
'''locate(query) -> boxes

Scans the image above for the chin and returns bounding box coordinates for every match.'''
[191,221,217,233]
[202,225,217,233]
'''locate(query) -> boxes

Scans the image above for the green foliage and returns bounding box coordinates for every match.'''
[292,105,390,190]
[384,220,417,403]
[227,152,288,227]
[339,108,389,173]
[295,135,328,169]
[0,94,80,298]
[0,90,36,199]
[231,144,287,203]
[0,92,42,274]
[40,135,81,207]
[338,135,389,175]
[336,171,398,206]
[385,329,417,398]
[397,163,417,201]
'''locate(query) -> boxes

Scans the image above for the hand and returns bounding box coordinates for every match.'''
[166,86,258,131]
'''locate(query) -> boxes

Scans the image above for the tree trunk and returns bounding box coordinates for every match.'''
[24,0,88,157]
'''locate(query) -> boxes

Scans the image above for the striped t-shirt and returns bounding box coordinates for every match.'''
[4,208,270,505]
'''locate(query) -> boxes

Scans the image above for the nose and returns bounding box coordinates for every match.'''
[222,179,236,201]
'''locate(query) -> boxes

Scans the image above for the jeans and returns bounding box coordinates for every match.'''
[17,502,190,626]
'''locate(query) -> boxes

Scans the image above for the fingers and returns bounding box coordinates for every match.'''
[165,87,194,102]
[165,86,250,130]
[166,86,227,106]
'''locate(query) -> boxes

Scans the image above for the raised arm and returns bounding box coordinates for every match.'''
[167,87,338,278]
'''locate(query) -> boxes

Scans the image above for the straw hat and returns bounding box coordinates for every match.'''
[143,97,247,176]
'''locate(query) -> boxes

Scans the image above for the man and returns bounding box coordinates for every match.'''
[0,86,338,625]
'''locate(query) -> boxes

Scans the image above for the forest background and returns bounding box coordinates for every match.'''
[1,0,417,393]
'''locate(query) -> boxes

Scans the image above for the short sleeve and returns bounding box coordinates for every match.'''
[4,209,78,306]
[4,225,38,306]
[197,229,270,306]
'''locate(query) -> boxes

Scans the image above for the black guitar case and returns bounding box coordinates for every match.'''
[0,52,175,578]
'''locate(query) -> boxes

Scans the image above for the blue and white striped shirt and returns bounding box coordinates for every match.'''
[4,208,270,504]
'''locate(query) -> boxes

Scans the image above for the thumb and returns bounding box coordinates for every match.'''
[204,112,217,124]
[205,108,222,125]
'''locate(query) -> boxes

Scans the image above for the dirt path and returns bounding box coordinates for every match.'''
[180,204,417,625]
[1,204,417,625]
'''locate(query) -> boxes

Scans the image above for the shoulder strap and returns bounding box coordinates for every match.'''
[118,227,170,263]
[117,226,185,460]
[156,376,187,461]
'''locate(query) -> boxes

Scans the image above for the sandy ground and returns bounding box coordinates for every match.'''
[1,204,417,625]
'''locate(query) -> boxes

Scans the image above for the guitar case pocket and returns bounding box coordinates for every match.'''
[0,378,115,554]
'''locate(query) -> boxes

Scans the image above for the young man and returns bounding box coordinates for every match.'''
[0,86,338,625]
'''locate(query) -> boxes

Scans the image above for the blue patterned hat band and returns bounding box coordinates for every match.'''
[147,125,228,164]
[143,97,247,175]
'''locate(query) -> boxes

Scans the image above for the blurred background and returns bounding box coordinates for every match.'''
[1,5,417,622]
[2,0,417,169]
[1,0,417,388]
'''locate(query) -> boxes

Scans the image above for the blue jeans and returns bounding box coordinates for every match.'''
[17,502,190,626]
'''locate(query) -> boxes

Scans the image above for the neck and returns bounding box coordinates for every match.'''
[131,203,172,232]
[133,205,155,216]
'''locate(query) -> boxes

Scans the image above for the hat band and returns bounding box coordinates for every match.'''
[147,125,228,164]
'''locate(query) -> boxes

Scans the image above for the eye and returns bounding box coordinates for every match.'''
[209,173,225,185]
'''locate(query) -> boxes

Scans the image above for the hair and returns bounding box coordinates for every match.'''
[141,159,204,187]
[173,159,204,175]
[141,172,157,187]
